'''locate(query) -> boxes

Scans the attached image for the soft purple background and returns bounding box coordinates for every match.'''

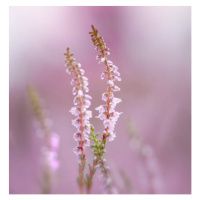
[9,6,191,194]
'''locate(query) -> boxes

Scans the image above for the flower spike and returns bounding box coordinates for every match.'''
[89,25,122,142]
[64,47,92,193]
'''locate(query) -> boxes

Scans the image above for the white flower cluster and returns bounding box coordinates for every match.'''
[64,48,92,159]
[90,26,122,142]
[96,58,122,141]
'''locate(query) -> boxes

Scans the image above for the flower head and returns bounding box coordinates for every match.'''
[89,25,122,141]
[64,47,92,161]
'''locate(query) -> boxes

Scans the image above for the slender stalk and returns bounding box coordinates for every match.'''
[72,64,86,193]
[87,25,122,193]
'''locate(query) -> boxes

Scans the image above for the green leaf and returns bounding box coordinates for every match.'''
[88,164,92,172]
[84,178,87,185]
[79,164,82,173]
[86,174,90,181]
[83,159,86,170]
[80,154,83,161]
[90,125,94,132]
[95,133,99,137]
[104,138,107,145]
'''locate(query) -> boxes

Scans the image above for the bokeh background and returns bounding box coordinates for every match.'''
[9,6,191,194]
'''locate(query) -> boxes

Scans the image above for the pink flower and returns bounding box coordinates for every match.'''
[85,94,92,100]
[108,80,114,86]
[111,97,122,108]
[103,119,113,129]
[83,139,90,147]
[113,70,120,76]
[64,48,92,158]
[111,65,118,70]
[107,60,113,65]
[101,72,105,79]
[73,147,82,155]
[102,93,107,101]
[83,99,91,108]
[95,105,105,113]
[83,110,92,120]
[50,133,60,150]
[112,86,120,92]
[45,151,60,171]
[73,132,81,141]
[78,90,83,97]
[69,107,80,116]
[108,132,116,142]
[72,86,77,95]
[96,112,107,120]
[95,56,121,141]
[50,159,60,171]
[113,76,121,82]
[100,57,105,63]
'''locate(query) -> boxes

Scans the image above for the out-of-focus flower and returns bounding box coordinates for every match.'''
[28,85,60,194]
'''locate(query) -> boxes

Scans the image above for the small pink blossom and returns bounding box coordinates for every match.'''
[50,159,60,171]
[45,151,60,171]
[83,99,91,108]
[112,65,118,70]
[78,90,83,97]
[113,76,121,82]
[72,87,77,95]
[83,86,89,92]
[72,118,81,128]
[79,69,85,75]
[96,112,107,120]
[101,72,105,79]
[95,105,105,113]
[70,107,80,116]
[102,93,107,101]
[85,94,92,100]
[100,57,105,63]
[73,147,82,155]
[108,80,114,86]
[73,132,81,141]
[82,76,88,81]
[113,70,120,76]
[107,60,113,65]
[112,86,120,92]
[108,132,116,142]
[50,133,60,150]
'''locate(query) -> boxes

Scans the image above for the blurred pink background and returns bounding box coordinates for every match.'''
[9,6,191,194]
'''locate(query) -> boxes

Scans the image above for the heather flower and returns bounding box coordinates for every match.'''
[28,85,60,194]
[98,157,117,194]
[126,120,164,194]
[45,147,60,171]
[63,26,122,194]
[64,48,92,157]
[89,25,122,141]
[83,25,122,194]
[69,107,80,116]
[64,47,92,192]
[50,132,60,150]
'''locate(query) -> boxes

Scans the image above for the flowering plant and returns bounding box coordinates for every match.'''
[64,25,122,194]
[28,85,60,194]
